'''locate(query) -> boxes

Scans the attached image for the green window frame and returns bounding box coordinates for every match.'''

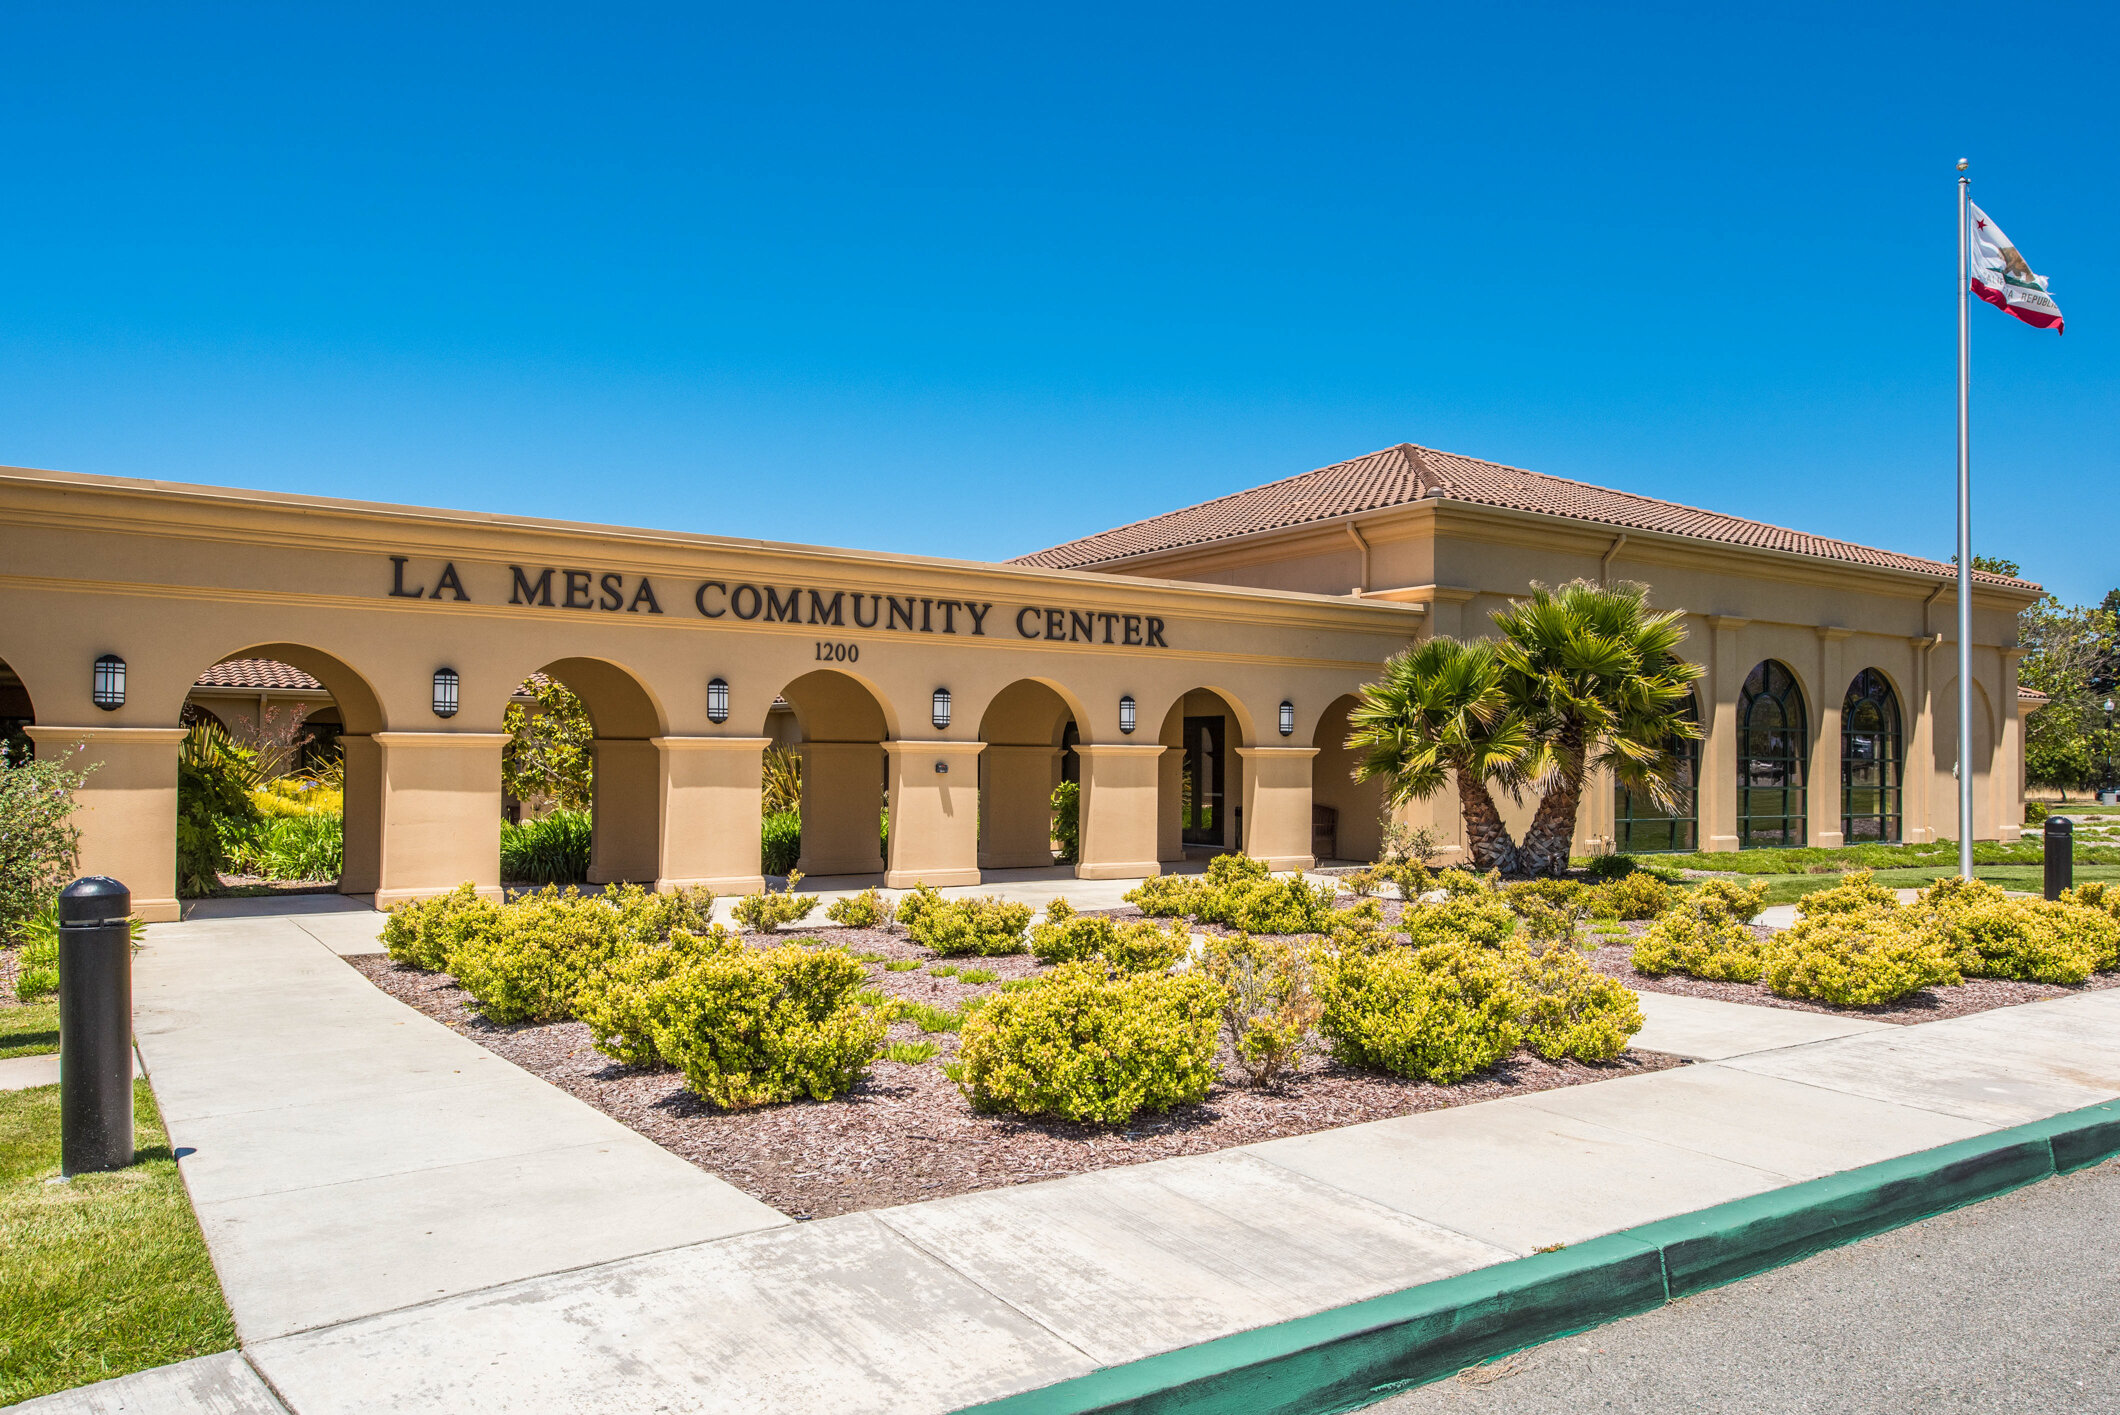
[1615,692,1699,853]
[1737,660,1807,849]
[1841,668,1902,843]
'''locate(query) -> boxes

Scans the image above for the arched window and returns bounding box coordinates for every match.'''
[1738,660,1807,849]
[1842,669,1902,843]
[1615,691,1698,853]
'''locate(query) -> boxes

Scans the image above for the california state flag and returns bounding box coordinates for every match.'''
[1970,202,2064,333]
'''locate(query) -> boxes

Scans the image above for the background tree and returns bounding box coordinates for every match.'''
[502,677,594,816]
[2020,591,2119,798]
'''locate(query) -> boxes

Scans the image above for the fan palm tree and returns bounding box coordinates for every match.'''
[1493,581,1704,877]
[1345,637,1536,874]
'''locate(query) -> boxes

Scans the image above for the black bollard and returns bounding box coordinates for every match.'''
[59,876,134,1175]
[2043,817,2074,902]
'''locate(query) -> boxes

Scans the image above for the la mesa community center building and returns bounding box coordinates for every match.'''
[0,441,2043,921]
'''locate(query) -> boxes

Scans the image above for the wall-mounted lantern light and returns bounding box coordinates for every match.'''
[92,654,126,711]
[931,687,952,731]
[706,677,730,724]
[1279,700,1296,737]
[432,668,460,719]
[935,760,950,774]
[1118,695,1137,735]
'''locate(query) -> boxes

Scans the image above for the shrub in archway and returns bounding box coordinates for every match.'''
[649,944,891,1108]
[0,748,91,945]
[500,808,591,885]
[953,961,1222,1123]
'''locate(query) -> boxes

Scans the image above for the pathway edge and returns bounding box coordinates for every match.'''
[951,1098,2120,1415]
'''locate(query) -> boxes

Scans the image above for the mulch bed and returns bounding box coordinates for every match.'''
[348,923,1677,1221]
[1582,922,2120,1023]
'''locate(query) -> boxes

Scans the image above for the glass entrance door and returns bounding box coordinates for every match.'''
[1182,715,1225,846]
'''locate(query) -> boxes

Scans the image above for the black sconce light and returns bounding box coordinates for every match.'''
[92,654,126,710]
[931,687,952,730]
[707,677,730,724]
[1119,695,1137,735]
[1279,700,1296,737]
[432,668,460,719]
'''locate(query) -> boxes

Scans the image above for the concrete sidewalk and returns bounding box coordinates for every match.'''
[17,908,2120,1414]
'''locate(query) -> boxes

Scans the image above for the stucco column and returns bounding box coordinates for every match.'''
[1075,743,1166,881]
[27,726,186,923]
[1905,634,1942,844]
[588,738,660,885]
[1809,628,1852,849]
[370,732,506,908]
[1997,647,2026,842]
[339,733,384,895]
[979,744,1062,870]
[1156,712,1185,862]
[654,736,769,895]
[883,741,986,888]
[1235,746,1320,871]
[1698,616,1747,852]
[796,741,887,878]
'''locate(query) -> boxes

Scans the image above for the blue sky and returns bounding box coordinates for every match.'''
[3,3,2113,604]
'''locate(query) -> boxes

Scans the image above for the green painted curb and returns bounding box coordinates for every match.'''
[954,1099,2120,1415]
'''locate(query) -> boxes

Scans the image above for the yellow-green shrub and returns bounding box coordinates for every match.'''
[1691,878,1770,922]
[1028,909,1188,972]
[576,926,744,1067]
[907,893,1032,956]
[649,944,890,1108]
[1315,942,1523,1082]
[1342,866,1393,898]
[1123,873,1201,918]
[2059,884,2120,968]
[1197,933,1321,1085]
[1795,869,1898,918]
[1198,875,1344,934]
[448,888,636,1023]
[1399,893,1520,950]
[381,883,499,972]
[1631,890,1763,981]
[953,961,1223,1122]
[825,887,895,929]
[1760,910,1960,1006]
[1930,898,2103,984]
[1591,871,1674,921]
[1205,853,1270,885]
[1432,868,1498,898]
[731,873,818,932]
[1508,943,1642,1062]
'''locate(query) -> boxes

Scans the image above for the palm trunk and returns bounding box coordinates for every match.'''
[1455,773,1521,876]
[1519,769,1585,877]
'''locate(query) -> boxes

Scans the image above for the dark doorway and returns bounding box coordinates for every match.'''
[1182,715,1226,846]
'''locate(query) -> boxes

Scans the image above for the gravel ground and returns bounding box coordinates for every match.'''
[349,925,1679,1221]
[1582,923,2120,1023]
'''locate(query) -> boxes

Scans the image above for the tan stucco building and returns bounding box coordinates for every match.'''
[0,440,2041,921]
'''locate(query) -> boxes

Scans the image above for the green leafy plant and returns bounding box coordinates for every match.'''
[761,809,802,876]
[1504,879,1595,944]
[732,872,819,932]
[953,961,1224,1123]
[900,1000,968,1033]
[825,887,894,928]
[503,675,594,815]
[760,746,802,815]
[1631,887,1765,981]
[447,888,636,1023]
[1398,893,1521,950]
[1315,942,1523,1083]
[1197,932,1320,1085]
[176,722,259,896]
[1590,871,1674,921]
[904,893,1031,956]
[500,808,592,885]
[226,812,343,881]
[1050,779,1080,863]
[1508,941,1643,1061]
[1028,898,1189,972]
[380,882,501,972]
[884,1040,938,1064]
[1760,911,1961,1006]
[649,944,890,1108]
[12,905,60,1002]
[1122,873,1202,918]
[575,925,745,1067]
[0,748,92,944]
[883,959,920,971]
[1793,869,1899,918]
[957,968,998,985]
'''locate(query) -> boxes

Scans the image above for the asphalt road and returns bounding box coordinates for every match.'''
[1371,1157,2120,1414]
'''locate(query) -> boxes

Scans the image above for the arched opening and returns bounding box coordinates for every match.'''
[0,657,36,766]
[1311,694,1385,863]
[1616,690,1700,853]
[500,658,665,886]
[1934,676,1996,841]
[1158,688,1249,859]
[976,680,1079,870]
[777,668,891,880]
[1842,669,1903,843]
[178,647,387,898]
[1738,660,1808,849]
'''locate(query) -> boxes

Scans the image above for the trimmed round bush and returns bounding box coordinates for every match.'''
[906,893,1032,956]
[1933,899,2103,984]
[1508,943,1643,1062]
[447,889,636,1023]
[576,926,744,1068]
[953,961,1223,1123]
[1028,906,1188,973]
[1794,869,1898,919]
[1399,893,1520,950]
[1123,873,1201,918]
[1591,871,1673,921]
[381,882,499,973]
[825,886,894,929]
[649,943,890,1109]
[1688,878,1769,923]
[1631,891,1763,982]
[1760,911,1960,1006]
[1315,942,1523,1083]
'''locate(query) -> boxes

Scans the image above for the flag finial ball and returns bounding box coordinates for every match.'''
[1956,158,1969,171]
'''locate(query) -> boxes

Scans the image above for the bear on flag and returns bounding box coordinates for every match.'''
[1969,202,2063,333]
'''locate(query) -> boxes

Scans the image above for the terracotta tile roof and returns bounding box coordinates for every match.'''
[1012,442,2042,591]
[2018,686,2050,702]
[193,659,324,691]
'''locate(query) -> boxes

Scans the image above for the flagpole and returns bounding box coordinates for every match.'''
[1956,159,1974,880]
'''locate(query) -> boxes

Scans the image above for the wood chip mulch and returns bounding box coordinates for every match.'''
[1582,923,2120,1023]
[347,924,1678,1221]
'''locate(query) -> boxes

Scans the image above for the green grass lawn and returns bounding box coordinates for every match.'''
[1,1000,61,1060]
[1583,838,2120,876]
[0,1081,236,1406]
[1746,864,2120,907]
